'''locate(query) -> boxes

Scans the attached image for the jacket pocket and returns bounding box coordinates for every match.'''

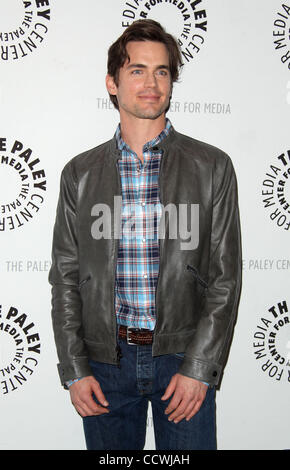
[79,275,91,289]
[186,265,208,289]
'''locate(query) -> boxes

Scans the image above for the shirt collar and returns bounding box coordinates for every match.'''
[115,118,172,153]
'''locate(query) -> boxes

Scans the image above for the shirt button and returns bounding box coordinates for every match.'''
[143,274,148,279]
[141,202,146,207]
[212,371,217,377]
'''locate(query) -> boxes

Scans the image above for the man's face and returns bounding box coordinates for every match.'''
[106,40,172,121]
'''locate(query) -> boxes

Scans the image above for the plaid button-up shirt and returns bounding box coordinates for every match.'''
[114,119,172,330]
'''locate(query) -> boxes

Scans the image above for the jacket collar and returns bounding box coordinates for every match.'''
[108,119,178,162]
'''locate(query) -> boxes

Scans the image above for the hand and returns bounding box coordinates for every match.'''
[69,375,110,417]
[161,373,208,423]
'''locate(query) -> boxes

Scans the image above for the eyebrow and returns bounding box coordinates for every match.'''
[126,63,170,71]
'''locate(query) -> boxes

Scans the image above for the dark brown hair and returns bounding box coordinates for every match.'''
[107,19,183,110]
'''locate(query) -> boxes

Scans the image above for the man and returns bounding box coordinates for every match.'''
[49,19,242,450]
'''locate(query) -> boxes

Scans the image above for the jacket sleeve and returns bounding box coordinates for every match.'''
[178,154,242,387]
[48,161,92,387]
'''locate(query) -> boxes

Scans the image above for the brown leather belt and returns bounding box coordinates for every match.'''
[118,325,153,345]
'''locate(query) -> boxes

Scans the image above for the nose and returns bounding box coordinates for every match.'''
[144,71,157,88]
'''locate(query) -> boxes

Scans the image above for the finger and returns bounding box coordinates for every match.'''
[92,381,109,407]
[172,401,197,423]
[75,399,110,417]
[72,390,97,414]
[87,403,110,416]
[83,390,111,415]
[83,388,109,414]
[73,399,93,417]
[172,413,186,424]
[164,392,183,416]
[172,392,206,422]
[161,375,177,401]
[167,397,191,421]
[71,389,109,416]
[72,379,109,413]
[185,400,203,421]
[74,404,86,417]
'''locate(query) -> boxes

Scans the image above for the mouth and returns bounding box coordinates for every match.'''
[138,94,161,103]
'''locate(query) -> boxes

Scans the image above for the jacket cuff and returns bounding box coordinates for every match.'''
[57,359,92,388]
[177,356,222,387]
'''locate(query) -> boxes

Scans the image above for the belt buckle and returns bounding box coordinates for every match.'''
[127,327,138,345]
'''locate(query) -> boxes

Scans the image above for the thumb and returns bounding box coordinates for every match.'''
[92,380,109,407]
[161,374,177,401]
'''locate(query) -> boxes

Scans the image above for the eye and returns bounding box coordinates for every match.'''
[131,69,143,75]
[156,69,169,77]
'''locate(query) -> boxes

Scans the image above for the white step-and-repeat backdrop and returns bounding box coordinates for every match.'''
[0,0,289,450]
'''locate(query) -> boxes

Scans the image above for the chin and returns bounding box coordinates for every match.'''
[135,106,167,120]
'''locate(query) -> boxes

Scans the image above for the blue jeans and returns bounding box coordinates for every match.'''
[83,338,217,450]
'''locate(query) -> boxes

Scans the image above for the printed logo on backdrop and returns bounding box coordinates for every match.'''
[0,137,47,231]
[253,300,290,384]
[287,80,290,103]
[0,303,41,395]
[261,150,290,231]
[121,0,207,64]
[0,0,51,62]
[273,3,290,70]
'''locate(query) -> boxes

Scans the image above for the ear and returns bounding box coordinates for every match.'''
[106,74,118,96]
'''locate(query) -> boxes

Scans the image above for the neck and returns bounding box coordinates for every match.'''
[119,114,166,162]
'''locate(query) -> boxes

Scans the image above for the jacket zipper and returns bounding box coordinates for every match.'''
[154,149,165,350]
[114,158,122,368]
[186,264,208,289]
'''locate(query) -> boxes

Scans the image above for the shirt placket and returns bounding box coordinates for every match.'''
[115,120,171,329]
[136,149,149,315]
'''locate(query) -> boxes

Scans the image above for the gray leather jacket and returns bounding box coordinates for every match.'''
[49,128,242,388]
